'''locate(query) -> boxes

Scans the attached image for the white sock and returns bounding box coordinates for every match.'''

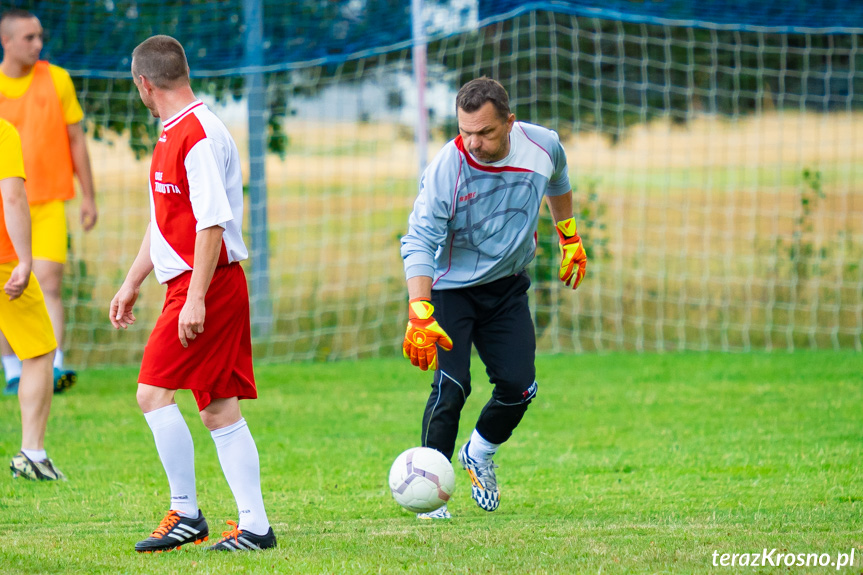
[211,418,270,536]
[53,350,64,370]
[22,448,47,461]
[144,404,198,518]
[2,354,21,381]
[468,429,500,462]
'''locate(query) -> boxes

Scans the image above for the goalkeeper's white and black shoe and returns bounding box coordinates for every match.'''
[134,510,209,553]
[417,503,451,519]
[207,520,277,551]
[10,451,66,481]
[457,442,500,512]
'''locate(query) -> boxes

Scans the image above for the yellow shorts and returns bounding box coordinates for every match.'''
[30,200,68,264]
[0,262,57,359]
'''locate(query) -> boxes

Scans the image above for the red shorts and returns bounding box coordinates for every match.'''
[138,263,256,410]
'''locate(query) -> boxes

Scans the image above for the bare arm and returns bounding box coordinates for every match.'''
[125,224,155,289]
[187,225,224,304]
[177,225,224,347]
[67,122,98,231]
[0,176,32,300]
[545,191,574,224]
[407,275,433,301]
[110,224,153,329]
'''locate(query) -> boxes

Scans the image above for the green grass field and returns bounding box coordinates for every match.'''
[1,352,861,574]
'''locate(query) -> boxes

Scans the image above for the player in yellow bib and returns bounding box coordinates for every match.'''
[0,8,98,395]
[0,117,66,480]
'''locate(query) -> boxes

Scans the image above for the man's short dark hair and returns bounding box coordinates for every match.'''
[0,9,37,37]
[456,77,511,121]
[131,35,190,89]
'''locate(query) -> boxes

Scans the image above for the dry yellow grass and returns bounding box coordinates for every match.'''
[570,110,863,170]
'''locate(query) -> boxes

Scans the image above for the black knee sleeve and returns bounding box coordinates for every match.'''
[475,380,537,445]
[492,380,537,406]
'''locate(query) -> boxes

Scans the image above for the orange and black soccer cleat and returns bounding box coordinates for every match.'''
[134,510,209,553]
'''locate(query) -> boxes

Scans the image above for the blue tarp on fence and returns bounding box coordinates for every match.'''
[3,0,860,75]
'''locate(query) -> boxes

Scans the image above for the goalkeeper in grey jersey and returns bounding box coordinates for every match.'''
[400,77,587,518]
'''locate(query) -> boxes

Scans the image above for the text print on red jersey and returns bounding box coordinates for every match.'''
[153,172,182,195]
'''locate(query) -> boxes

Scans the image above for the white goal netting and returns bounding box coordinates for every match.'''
[52,7,863,365]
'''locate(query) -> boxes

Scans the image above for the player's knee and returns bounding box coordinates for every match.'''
[199,410,221,431]
[136,384,175,413]
[20,351,54,384]
[32,263,64,298]
[492,380,537,406]
[199,399,241,431]
[488,360,534,394]
[40,279,62,300]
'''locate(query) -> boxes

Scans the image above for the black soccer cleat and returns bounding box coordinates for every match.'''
[134,510,209,553]
[206,520,277,551]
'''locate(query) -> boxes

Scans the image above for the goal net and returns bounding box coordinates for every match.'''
[13,0,863,365]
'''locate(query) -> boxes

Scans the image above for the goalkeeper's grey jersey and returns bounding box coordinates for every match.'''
[401,121,571,290]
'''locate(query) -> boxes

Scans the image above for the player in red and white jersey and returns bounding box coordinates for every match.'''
[109,35,275,553]
[147,97,247,284]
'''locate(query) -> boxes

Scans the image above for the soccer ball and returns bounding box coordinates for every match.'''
[388,447,456,513]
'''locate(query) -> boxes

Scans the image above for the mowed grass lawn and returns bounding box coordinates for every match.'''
[1,352,861,574]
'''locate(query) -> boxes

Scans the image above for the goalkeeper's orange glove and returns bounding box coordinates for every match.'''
[403,297,453,372]
[556,217,587,290]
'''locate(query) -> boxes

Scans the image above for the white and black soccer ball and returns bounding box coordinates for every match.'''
[388,447,456,513]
